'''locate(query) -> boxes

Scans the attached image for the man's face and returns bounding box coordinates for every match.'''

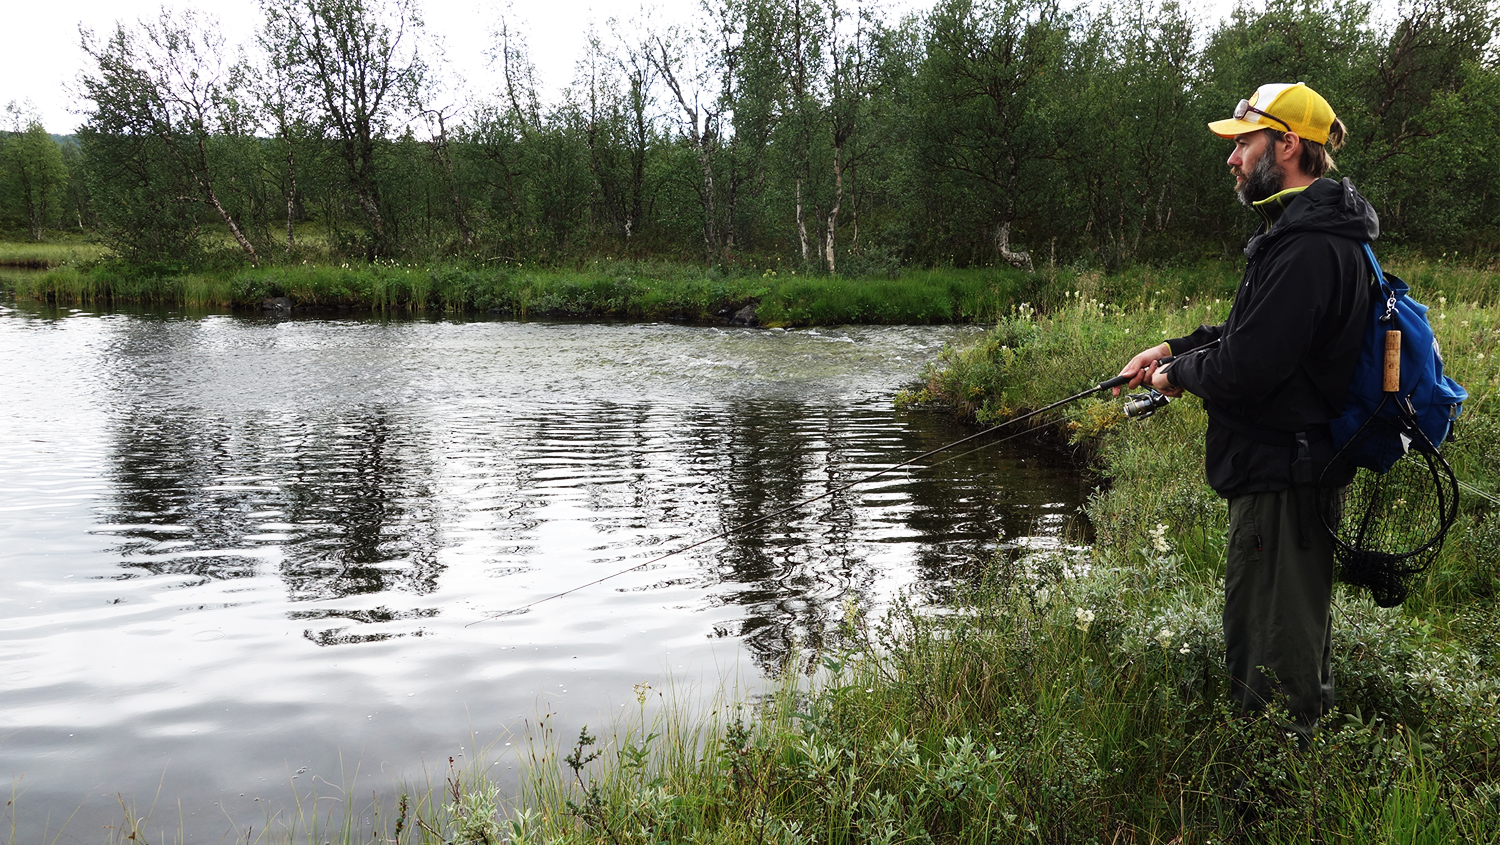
[1228,130,1284,207]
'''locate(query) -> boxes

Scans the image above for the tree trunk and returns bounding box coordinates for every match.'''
[697,147,718,260]
[285,144,298,250]
[184,136,260,267]
[205,185,260,268]
[849,166,859,256]
[342,134,388,259]
[823,147,844,273]
[796,177,810,264]
[355,184,387,258]
[433,114,472,248]
[18,171,43,241]
[994,221,1032,271]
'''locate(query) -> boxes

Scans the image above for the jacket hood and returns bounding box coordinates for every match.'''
[1246,177,1380,261]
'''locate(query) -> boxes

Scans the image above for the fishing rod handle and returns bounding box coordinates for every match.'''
[1100,354,1175,393]
[1384,329,1401,393]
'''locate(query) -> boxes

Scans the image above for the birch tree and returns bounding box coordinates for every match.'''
[257,0,326,251]
[820,0,889,272]
[79,10,262,266]
[648,24,728,261]
[272,0,426,259]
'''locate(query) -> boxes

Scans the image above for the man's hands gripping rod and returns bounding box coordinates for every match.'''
[1114,341,1185,398]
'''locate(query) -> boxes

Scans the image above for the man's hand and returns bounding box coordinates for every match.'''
[1150,364,1184,397]
[1115,342,1173,395]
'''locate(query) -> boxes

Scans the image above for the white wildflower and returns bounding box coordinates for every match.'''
[1148,523,1171,554]
[1155,628,1175,649]
[1074,607,1095,632]
[1179,643,1191,655]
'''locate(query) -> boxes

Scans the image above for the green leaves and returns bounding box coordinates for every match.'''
[50,0,1500,270]
[0,108,69,240]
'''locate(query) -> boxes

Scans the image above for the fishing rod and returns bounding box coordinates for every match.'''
[468,371,1158,626]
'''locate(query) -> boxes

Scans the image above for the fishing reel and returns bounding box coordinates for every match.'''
[1122,389,1172,418]
[1119,355,1182,419]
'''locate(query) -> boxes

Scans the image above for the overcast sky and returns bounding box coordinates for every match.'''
[4,0,1278,136]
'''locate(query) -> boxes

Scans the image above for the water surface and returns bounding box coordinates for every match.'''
[0,302,1087,839]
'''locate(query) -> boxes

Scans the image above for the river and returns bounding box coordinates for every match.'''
[0,300,1088,841]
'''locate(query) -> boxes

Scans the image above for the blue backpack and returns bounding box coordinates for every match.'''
[1327,244,1467,472]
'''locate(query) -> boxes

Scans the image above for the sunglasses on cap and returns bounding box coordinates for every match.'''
[1234,99,1291,133]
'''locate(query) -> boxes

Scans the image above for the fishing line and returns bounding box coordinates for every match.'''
[466,374,1133,625]
[903,413,1076,474]
[1458,479,1500,507]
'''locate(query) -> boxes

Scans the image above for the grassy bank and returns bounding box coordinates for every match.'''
[463,263,1500,843]
[1,255,1260,326]
[0,239,109,268]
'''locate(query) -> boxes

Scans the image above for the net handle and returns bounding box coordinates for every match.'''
[1383,329,1402,393]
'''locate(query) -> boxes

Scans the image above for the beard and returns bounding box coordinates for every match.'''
[1236,146,1285,207]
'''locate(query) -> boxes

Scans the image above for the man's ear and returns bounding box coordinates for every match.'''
[1278,132,1303,164]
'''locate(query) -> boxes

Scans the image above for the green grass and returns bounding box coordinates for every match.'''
[0,240,109,268]
[2,256,1254,326]
[6,257,1042,324]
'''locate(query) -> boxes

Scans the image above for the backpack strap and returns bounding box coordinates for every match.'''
[1363,242,1398,323]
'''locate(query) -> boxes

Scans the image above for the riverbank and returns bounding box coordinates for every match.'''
[471,262,1500,843]
[15,260,1500,842]
[3,255,1252,327]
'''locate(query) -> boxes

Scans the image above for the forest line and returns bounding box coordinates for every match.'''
[1,0,1497,273]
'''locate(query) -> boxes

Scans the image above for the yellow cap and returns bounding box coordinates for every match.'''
[1208,82,1336,145]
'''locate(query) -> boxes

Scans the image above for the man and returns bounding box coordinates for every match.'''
[1117,82,1378,737]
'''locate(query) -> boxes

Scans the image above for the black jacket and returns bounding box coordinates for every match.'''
[1166,177,1378,498]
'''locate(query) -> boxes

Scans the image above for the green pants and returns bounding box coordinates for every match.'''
[1224,488,1335,736]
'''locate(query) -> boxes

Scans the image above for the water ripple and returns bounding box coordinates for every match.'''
[0,306,1082,839]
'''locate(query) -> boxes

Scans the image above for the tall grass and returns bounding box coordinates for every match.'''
[0,241,109,269]
[5,258,1255,326]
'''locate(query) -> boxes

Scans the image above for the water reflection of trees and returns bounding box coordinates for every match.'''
[104,405,444,644]
[273,409,443,603]
[102,384,1083,661]
[685,401,1087,672]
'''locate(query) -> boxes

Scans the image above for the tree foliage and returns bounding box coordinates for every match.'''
[52,0,1500,270]
[1,104,69,241]
[78,10,263,265]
